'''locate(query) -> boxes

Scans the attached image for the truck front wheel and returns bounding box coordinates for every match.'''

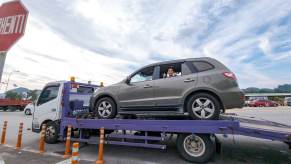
[45,121,59,144]
[176,133,215,163]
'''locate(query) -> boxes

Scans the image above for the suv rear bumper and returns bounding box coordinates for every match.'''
[220,90,245,109]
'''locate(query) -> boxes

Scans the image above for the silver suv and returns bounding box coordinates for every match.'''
[90,57,244,120]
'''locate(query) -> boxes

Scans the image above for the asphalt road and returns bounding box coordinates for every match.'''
[0,107,290,164]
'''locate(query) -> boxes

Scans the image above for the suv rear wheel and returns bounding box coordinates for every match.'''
[95,97,117,119]
[187,93,220,120]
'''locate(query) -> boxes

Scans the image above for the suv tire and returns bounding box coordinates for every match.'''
[187,93,220,120]
[95,97,117,119]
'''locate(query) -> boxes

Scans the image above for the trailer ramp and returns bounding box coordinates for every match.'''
[221,114,291,143]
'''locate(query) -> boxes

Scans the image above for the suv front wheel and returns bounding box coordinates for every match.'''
[187,93,220,120]
[95,97,117,119]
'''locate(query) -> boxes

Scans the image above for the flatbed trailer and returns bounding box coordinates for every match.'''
[54,82,291,163]
[0,99,32,111]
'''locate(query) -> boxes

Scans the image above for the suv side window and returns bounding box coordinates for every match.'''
[37,85,59,106]
[158,62,192,78]
[193,61,214,72]
[181,63,192,75]
[158,62,182,79]
[130,66,154,83]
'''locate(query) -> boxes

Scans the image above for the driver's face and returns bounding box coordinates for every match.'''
[167,68,174,76]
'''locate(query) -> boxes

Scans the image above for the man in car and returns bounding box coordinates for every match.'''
[166,66,177,78]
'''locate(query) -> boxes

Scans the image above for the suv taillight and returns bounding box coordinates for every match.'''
[223,72,237,80]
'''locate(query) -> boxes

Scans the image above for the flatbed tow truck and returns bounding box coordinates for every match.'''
[33,80,291,163]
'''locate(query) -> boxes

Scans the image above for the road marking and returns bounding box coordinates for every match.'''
[0,155,5,164]
[56,159,70,164]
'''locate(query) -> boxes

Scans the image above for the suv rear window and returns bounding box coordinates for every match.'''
[193,61,214,72]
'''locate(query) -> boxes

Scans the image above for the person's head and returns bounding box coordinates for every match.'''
[167,66,175,76]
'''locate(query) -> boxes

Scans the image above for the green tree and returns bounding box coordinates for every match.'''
[259,88,274,93]
[27,90,39,101]
[274,84,291,93]
[5,91,22,100]
[243,87,260,93]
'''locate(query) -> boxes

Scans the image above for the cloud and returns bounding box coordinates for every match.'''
[1,0,291,91]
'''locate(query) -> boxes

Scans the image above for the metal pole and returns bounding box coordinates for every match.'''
[4,70,20,92]
[0,52,7,84]
[5,72,12,92]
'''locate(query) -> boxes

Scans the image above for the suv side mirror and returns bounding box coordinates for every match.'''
[125,76,130,84]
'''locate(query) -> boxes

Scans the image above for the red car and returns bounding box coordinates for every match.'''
[249,100,278,107]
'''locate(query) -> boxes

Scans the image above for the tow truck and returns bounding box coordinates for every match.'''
[32,78,291,163]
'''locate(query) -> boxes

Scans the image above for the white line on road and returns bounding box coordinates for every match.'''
[55,159,71,164]
[0,155,5,164]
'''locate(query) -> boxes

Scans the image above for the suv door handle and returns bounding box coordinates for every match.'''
[51,108,56,112]
[144,84,152,88]
[184,78,195,82]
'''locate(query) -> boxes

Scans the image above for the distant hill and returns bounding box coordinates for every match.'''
[243,84,291,93]
[3,87,41,101]
[7,87,30,94]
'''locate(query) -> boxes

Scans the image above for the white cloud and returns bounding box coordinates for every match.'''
[2,16,133,91]
[1,0,291,92]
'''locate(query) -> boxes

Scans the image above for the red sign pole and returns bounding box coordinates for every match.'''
[0,0,28,84]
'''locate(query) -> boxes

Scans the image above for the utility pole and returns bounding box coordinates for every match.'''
[0,52,7,83]
[5,70,20,91]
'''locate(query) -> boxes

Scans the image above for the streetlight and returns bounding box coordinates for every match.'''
[5,70,20,92]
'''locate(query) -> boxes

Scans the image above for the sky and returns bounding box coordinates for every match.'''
[0,0,291,91]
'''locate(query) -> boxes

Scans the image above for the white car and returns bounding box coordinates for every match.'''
[284,97,291,106]
[24,103,34,115]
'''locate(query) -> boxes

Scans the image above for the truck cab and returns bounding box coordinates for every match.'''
[32,80,97,135]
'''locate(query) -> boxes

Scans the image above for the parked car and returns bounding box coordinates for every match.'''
[284,97,291,106]
[90,57,245,120]
[24,103,34,115]
[249,100,278,107]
